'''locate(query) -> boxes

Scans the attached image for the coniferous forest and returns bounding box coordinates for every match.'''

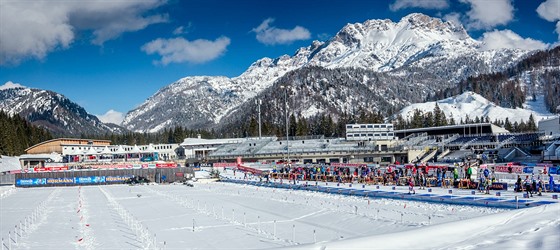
[0,111,52,156]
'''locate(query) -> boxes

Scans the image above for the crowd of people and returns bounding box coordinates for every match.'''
[266,164,459,190]
[231,163,558,196]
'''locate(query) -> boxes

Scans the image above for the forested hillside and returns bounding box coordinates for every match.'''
[0,111,52,156]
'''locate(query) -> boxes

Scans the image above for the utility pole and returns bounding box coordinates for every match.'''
[257,99,262,139]
[280,85,290,165]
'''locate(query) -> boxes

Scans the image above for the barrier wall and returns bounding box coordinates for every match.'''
[0,174,15,185]
[15,168,193,187]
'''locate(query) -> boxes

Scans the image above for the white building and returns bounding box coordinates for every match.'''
[539,116,560,136]
[180,135,247,161]
[345,123,396,141]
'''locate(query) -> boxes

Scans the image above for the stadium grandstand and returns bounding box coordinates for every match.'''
[204,122,560,166]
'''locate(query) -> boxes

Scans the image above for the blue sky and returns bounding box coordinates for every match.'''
[1,0,559,124]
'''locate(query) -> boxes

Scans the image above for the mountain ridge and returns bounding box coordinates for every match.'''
[121,13,531,132]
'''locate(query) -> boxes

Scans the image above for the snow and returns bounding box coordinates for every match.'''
[1,170,558,249]
[0,156,21,173]
[397,91,556,124]
[123,13,529,133]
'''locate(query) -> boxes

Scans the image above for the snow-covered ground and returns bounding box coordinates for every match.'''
[1,176,558,249]
[397,91,557,124]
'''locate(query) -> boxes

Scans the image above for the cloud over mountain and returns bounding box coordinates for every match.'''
[141,36,231,64]
[252,18,311,45]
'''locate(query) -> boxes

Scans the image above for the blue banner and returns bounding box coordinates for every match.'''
[522,167,534,174]
[16,178,46,186]
[17,175,133,186]
[74,176,106,184]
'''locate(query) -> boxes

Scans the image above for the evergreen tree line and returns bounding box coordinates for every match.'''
[81,127,215,146]
[0,111,52,156]
[239,109,384,139]
[392,104,537,133]
[433,46,560,113]
[433,74,526,109]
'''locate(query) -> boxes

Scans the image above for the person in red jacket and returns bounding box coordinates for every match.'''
[408,177,415,194]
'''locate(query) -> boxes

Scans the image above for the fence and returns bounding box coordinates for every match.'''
[0,174,15,185]
[15,167,194,187]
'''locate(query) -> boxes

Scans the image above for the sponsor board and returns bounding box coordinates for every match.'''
[16,175,132,186]
[16,178,46,186]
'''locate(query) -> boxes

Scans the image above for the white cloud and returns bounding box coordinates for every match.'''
[389,0,449,11]
[252,18,311,45]
[557,22,560,40]
[480,30,549,51]
[173,26,186,35]
[0,81,26,90]
[536,0,560,22]
[536,0,560,40]
[141,36,231,65]
[0,0,167,65]
[460,0,514,30]
[173,22,192,35]
[96,109,124,125]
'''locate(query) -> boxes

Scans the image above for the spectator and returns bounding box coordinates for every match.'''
[524,176,533,197]
[408,177,415,194]
[515,175,522,192]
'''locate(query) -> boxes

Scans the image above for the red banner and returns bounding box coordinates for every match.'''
[34,166,69,172]
[494,165,523,173]
[237,165,263,175]
[213,163,237,168]
[156,163,177,168]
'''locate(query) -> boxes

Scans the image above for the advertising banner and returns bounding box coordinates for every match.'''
[489,182,508,190]
[156,163,177,168]
[213,163,237,168]
[46,177,74,185]
[16,178,46,186]
[106,175,133,183]
[494,165,523,173]
[74,176,106,184]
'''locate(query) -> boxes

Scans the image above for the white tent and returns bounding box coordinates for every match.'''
[115,145,126,154]
[130,145,141,154]
[86,147,98,155]
[145,144,158,153]
[100,146,112,155]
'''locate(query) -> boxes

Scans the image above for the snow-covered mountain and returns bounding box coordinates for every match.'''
[122,13,529,132]
[396,91,557,124]
[0,82,126,136]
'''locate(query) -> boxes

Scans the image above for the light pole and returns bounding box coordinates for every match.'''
[280,85,290,165]
[256,99,262,139]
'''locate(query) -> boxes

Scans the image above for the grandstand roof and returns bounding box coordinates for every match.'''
[180,137,245,147]
[394,123,508,138]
